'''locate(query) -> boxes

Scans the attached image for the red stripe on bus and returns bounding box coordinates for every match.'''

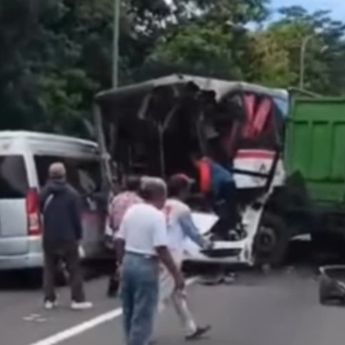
[236,150,275,159]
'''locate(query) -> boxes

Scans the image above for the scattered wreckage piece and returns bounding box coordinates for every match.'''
[197,272,236,286]
[319,266,345,305]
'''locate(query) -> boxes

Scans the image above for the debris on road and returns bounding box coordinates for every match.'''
[198,272,236,286]
[319,265,345,305]
[23,314,46,322]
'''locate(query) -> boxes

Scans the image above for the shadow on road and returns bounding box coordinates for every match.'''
[0,270,42,291]
[0,260,113,291]
[0,241,344,291]
[286,239,345,268]
[187,239,345,285]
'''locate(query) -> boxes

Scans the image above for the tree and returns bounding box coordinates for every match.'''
[1,0,345,137]
[254,6,345,94]
[143,0,269,81]
[0,0,174,135]
[171,0,269,24]
[248,32,293,87]
[0,0,102,135]
[145,2,345,94]
[147,22,242,80]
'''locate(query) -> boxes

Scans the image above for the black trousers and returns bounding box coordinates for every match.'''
[43,240,85,302]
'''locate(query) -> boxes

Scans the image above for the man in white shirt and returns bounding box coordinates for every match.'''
[158,174,211,341]
[116,177,184,345]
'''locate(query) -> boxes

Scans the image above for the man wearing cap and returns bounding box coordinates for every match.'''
[156,174,211,341]
[40,162,92,310]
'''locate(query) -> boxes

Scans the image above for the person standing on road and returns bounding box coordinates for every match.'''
[40,162,92,310]
[157,174,211,341]
[116,177,184,345]
[105,175,143,297]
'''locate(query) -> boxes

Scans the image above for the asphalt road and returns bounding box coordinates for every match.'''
[1,262,345,345]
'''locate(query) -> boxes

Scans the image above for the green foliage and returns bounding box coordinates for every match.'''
[149,22,242,80]
[0,0,345,137]
[0,0,170,136]
[147,1,345,95]
[248,32,294,87]
[144,0,264,81]
[262,6,345,94]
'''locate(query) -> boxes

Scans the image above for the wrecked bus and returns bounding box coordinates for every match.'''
[93,74,289,267]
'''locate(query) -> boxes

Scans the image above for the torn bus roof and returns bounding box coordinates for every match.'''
[95,74,288,106]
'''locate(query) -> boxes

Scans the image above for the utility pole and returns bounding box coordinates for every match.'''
[299,34,328,90]
[299,34,314,90]
[109,0,121,162]
[112,0,121,88]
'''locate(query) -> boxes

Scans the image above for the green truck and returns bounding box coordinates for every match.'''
[275,98,345,255]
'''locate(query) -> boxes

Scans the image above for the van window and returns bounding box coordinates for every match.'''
[34,155,101,195]
[0,155,28,198]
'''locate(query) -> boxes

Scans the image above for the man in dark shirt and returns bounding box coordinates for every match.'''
[40,162,92,310]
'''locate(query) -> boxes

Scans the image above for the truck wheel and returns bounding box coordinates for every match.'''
[254,213,289,267]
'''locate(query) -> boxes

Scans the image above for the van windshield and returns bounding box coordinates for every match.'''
[0,155,29,199]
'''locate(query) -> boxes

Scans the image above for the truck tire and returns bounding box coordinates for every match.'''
[254,213,289,267]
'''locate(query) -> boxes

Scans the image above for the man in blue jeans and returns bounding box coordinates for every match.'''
[116,177,184,345]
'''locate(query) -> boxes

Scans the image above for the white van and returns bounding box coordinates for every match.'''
[0,131,107,270]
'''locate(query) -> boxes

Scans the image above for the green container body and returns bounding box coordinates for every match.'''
[286,98,345,205]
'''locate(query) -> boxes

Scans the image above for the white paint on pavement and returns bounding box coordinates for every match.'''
[28,309,123,345]
[28,277,197,345]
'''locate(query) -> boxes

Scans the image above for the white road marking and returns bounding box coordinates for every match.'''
[28,277,197,345]
[29,309,123,345]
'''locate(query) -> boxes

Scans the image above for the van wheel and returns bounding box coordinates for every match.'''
[254,213,289,267]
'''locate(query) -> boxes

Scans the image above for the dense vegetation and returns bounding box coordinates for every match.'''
[1,0,345,136]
